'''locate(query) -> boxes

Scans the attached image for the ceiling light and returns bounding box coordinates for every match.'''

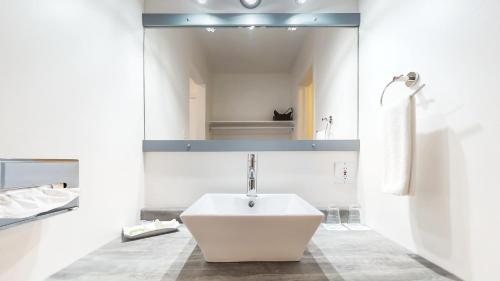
[197,0,207,4]
[240,0,262,9]
[287,27,297,31]
[295,0,307,4]
[206,27,216,32]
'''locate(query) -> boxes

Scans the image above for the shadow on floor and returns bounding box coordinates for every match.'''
[407,254,462,281]
[163,241,344,281]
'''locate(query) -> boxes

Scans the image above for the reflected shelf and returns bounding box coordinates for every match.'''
[209,121,295,131]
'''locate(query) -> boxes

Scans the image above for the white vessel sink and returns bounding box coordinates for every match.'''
[180,193,324,262]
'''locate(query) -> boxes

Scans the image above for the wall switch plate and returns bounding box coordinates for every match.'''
[334,161,356,184]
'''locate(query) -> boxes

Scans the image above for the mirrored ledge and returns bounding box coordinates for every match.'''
[142,140,360,152]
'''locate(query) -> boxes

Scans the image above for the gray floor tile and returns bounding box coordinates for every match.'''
[47,225,461,281]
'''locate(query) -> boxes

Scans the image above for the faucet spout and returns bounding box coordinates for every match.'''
[247,153,257,197]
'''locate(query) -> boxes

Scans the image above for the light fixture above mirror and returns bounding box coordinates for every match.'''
[240,0,262,9]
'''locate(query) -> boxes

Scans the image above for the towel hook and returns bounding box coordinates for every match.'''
[380,72,422,106]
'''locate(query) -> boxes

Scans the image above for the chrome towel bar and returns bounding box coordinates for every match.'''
[380,72,426,106]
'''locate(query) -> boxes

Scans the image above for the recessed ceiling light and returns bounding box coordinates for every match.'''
[295,0,307,5]
[197,0,207,4]
[287,27,298,31]
[206,27,216,32]
[240,0,262,9]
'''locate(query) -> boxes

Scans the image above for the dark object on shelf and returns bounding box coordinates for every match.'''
[273,108,294,121]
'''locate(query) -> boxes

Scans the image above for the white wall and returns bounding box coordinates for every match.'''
[145,29,209,140]
[210,73,293,121]
[145,152,358,209]
[209,73,294,140]
[0,0,144,280]
[292,28,359,139]
[358,0,500,280]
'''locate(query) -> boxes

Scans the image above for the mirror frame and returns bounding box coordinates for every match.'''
[142,13,360,152]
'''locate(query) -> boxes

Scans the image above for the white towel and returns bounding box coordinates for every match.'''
[0,186,79,219]
[382,96,414,195]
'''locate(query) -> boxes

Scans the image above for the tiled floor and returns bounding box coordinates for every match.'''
[48,225,461,281]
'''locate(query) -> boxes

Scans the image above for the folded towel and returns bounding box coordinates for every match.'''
[381,96,414,195]
[0,186,79,218]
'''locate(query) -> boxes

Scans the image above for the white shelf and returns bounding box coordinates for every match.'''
[209,121,295,131]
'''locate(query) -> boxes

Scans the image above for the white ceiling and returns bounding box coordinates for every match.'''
[144,0,359,73]
[193,27,309,73]
[145,0,359,13]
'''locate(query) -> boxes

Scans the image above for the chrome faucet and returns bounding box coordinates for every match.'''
[247,153,257,197]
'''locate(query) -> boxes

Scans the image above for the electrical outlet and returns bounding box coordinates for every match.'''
[334,161,356,184]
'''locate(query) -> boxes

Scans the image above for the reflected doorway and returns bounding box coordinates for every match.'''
[189,78,206,140]
[296,67,314,140]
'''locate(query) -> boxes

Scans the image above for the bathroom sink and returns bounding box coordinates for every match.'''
[180,193,324,262]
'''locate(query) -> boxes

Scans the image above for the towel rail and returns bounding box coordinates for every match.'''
[380,72,425,106]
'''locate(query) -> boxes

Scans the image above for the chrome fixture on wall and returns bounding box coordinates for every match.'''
[240,0,262,9]
[0,159,79,191]
[380,72,426,106]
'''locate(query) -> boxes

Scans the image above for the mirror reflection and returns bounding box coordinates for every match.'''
[145,27,358,140]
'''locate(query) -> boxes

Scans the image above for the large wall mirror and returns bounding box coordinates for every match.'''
[143,13,360,151]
